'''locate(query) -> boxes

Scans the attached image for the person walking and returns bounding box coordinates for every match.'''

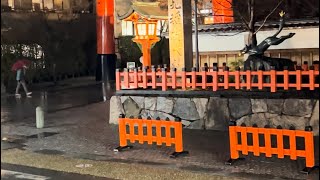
[15,65,32,98]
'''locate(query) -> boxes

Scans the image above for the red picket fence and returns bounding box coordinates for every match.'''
[115,66,319,92]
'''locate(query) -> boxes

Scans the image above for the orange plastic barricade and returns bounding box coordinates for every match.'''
[114,115,189,158]
[226,121,317,174]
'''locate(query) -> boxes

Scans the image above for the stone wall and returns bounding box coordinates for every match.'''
[110,95,319,136]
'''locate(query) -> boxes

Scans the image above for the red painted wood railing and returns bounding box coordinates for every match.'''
[116,65,319,92]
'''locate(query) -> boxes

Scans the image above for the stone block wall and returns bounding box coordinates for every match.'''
[109,96,319,136]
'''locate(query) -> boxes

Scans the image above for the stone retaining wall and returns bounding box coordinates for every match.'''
[109,96,319,136]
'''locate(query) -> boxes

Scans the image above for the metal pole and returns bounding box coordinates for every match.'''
[101,56,107,102]
[194,0,200,71]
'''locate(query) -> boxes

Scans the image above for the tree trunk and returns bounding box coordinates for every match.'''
[248,0,257,47]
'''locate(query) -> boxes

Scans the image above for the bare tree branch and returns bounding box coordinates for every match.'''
[254,0,284,34]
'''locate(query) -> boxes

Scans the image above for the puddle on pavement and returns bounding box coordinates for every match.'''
[73,153,109,161]
[34,149,65,155]
[1,141,26,150]
[26,132,59,139]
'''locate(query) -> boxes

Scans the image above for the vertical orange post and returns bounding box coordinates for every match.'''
[156,120,162,145]
[165,122,172,146]
[142,42,152,68]
[277,128,284,158]
[224,67,229,89]
[212,68,218,91]
[270,67,276,92]
[133,68,138,89]
[264,127,272,157]
[118,115,127,147]
[229,122,239,159]
[191,67,196,89]
[124,69,129,88]
[304,127,315,168]
[137,67,142,83]
[162,68,167,91]
[181,68,187,90]
[289,129,297,160]
[138,118,144,144]
[172,68,177,89]
[252,127,260,156]
[258,70,263,90]
[147,118,153,144]
[284,68,289,90]
[129,120,135,143]
[151,67,156,89]
[246,69,251,90]
[174,121,183,153]
[202,67,207,89]
[296,68,302,90]
[241,125,248,155]
[309,67,315,90]
[142,67,147,89]
[235,67,240,89]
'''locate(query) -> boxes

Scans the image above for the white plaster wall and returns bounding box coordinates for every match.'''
[193,27,319,52]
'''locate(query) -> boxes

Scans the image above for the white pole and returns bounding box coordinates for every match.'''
[36,106,44,128]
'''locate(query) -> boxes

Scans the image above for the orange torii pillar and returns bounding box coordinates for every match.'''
[212,0,234,23]
[96,0,116,96]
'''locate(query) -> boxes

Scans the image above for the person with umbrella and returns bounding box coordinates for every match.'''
[12,58,32,98]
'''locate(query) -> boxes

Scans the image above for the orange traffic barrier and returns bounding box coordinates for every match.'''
[114,115,189,158]
[115,65,320,92]
[226,121,317,174]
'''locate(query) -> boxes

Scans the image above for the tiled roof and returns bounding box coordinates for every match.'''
[118,1,167,20]
[196,19,319,33]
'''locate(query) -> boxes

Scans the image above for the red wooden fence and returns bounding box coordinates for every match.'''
[116,66,319,92]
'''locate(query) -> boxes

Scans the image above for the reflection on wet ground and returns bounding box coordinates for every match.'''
[26,132,59,139]
[1,84,105,124]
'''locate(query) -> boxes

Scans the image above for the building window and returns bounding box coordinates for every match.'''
[122,21,134,36]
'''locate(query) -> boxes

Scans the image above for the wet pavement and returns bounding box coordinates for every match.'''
[1,163,112,180]
[1,81,319,179]
[1,83,104,124]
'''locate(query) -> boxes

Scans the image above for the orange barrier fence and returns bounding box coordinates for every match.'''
[114,115,189,158]
[116,66,319,92]
[226,122,316,174]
